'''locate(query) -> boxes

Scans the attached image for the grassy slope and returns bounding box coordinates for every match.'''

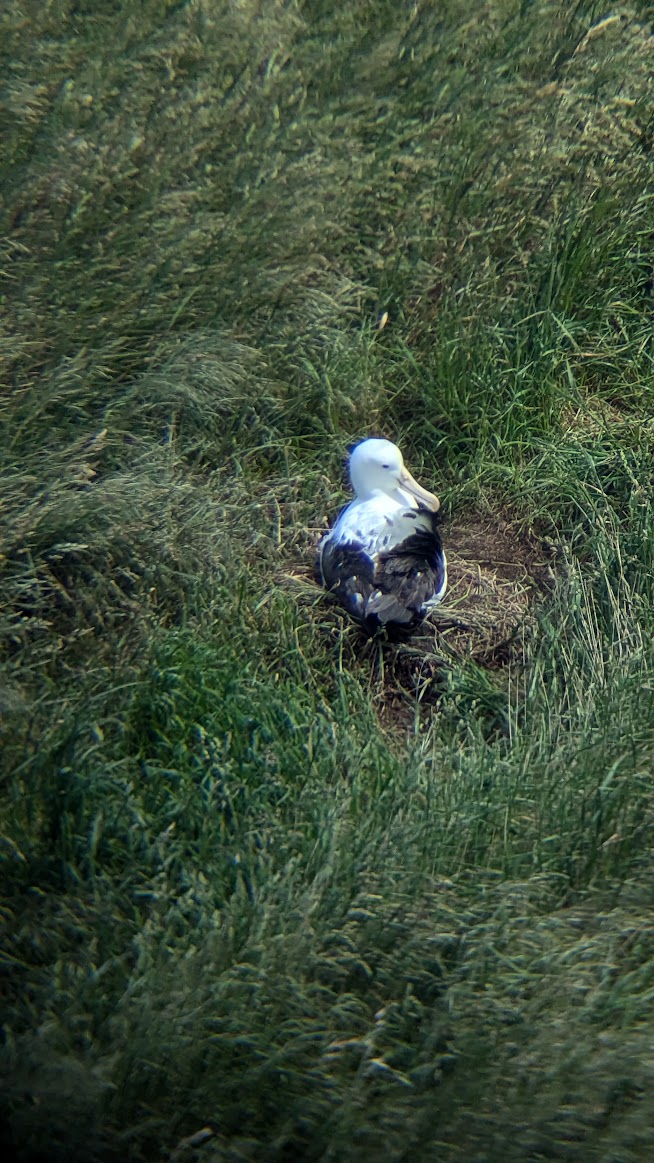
[3,0,654,1158]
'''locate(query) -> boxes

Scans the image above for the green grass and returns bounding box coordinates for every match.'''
[3,1,654,1159]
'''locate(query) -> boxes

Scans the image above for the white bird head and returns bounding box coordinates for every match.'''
[348,438,440,512]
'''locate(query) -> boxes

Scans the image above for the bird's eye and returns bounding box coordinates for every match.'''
[381,463,390,469]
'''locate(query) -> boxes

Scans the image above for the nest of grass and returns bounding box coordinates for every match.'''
[283,511,556,732]
[374,515,556,730]
[288,512,554,663]
[432,514,555,667]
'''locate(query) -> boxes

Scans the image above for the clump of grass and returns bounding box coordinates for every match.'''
[4,1,654,1159]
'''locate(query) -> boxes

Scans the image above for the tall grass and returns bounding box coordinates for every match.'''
[3,1,654,1159]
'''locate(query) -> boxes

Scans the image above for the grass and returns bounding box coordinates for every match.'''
[3,0,654,1158]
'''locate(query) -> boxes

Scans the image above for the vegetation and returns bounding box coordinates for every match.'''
[3,1,654,1158]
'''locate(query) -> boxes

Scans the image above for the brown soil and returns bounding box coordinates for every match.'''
[434,514,555,666]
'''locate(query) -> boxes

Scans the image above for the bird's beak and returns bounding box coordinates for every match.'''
[400,467,440,512]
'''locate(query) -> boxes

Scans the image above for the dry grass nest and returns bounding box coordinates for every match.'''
[284,512,556,668]
[432,515,556,667]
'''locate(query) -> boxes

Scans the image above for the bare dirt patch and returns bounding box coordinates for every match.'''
[434,514,555,666]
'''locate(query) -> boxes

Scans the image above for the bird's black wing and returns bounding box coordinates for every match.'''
[319,538,377,623]
[374,511,445,620]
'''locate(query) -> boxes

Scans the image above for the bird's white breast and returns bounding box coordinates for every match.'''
[328,494,431,559]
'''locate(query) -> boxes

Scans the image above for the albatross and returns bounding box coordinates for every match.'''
[319,437,447,634]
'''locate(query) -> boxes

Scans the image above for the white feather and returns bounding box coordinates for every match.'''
[324,493,432,559]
